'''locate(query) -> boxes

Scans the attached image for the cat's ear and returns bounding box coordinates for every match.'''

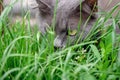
[83,0,97,14]
[36,0,52,15]
[73,0,97,18]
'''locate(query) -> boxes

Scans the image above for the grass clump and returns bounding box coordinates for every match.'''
[0,1,120,80]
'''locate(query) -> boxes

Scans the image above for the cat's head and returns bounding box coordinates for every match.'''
[36,0,98,48]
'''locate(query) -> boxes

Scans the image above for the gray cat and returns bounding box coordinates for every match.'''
[36,0,97,48]
[2,0,120,48]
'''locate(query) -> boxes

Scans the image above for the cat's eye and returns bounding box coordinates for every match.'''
[68,29,77,36]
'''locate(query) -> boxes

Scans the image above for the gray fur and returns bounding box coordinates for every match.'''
[3,0,38,26]
[2,0,120,48]
[36,0,97,47]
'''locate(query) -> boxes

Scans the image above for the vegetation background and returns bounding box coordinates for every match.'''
[0,0,120,80]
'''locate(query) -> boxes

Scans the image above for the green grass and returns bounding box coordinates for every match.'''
[0,1,120,80]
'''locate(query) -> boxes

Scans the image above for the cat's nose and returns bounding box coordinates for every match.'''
[54,36,66,48]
